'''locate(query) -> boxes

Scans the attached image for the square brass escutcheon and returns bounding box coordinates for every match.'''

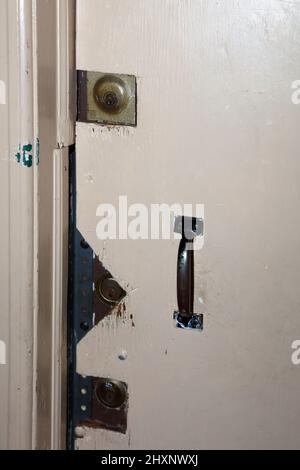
[78,70,137,127]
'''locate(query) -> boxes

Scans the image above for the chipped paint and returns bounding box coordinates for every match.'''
[89,123,135,141]
[0,80,6,104]
[116,302,127,323]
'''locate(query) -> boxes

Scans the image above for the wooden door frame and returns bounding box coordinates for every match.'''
[0,0,75,450]
[35,0,75,450]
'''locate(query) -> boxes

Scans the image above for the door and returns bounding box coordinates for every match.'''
[71,0,300,450]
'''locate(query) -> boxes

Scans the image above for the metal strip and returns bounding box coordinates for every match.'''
[67,149,129,448]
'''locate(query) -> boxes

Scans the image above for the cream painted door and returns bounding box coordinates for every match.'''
[75,0,300,450]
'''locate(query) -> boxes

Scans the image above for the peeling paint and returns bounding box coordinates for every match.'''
[129,314,135,328]
[88,123,135,141]
[116,302,127,323]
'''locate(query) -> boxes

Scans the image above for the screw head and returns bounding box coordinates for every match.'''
[118,350,128,361]
[80,239,89,249]
[80,321,89,331]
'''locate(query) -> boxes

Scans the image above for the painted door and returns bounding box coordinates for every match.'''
[73,0,300,450]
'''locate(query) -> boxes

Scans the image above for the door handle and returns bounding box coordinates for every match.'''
[174,216,204,330]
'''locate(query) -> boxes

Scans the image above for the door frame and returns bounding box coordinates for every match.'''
[35,0,75,450]
[0,0,75,450]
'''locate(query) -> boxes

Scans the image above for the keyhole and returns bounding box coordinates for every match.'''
[103,92,118,109]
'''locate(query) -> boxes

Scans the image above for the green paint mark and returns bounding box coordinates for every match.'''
[15,144,21,163]
[15,141,39,168]
[22,144,33,168]
[15,143,33,167]
[23,143,32,153]
[23,152,32,168]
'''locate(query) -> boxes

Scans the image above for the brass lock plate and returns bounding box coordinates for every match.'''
[78,70,137,126]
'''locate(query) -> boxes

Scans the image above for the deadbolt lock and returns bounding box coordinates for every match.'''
[78,70,137,126]
[95,275,126,305]
[95,378,127,409]
[93,75,129,114]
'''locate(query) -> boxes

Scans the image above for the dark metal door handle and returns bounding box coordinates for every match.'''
[177,236,194,316]
[174,216,204,330]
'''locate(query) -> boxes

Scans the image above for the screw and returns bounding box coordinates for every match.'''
[80,239,89,249]
[118,350,128,361]
[80,321,89,331]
